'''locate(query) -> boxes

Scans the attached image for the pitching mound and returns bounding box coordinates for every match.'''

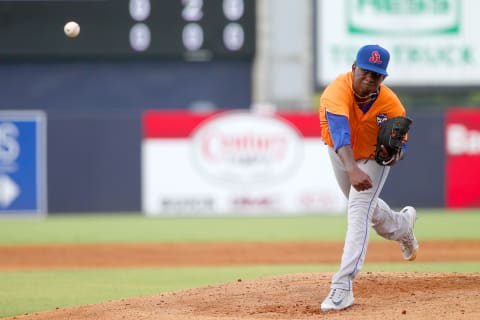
[7,272,480,320]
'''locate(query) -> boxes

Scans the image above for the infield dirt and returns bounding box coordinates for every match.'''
[1,240,480,320]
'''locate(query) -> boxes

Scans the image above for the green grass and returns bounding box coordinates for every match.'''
[0,213,348,244]
[0,209,479,318]
[0,209,479,244]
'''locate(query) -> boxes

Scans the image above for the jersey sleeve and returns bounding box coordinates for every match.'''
[318,72,354,149]
[326,112,351,151]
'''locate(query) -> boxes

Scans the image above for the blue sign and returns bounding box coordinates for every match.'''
[0,111,47,216]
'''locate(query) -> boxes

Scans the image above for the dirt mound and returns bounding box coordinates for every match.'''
[6,272,480,320]
[2,240,480,319]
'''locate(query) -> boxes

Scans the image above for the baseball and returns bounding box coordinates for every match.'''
[64,21,80,38]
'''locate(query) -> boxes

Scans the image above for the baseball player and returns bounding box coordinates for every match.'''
[318,44,419,311]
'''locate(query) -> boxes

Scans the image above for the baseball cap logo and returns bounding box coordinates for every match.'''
[368,51,382,64]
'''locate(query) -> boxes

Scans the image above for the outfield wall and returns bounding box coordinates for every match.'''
[2,106,477,213]
[44,110,452,213]
[3,104,477,213]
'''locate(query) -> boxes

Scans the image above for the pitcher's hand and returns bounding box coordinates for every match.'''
[348,166,373,192]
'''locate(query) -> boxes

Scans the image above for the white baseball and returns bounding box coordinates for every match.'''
[64,21,80,38]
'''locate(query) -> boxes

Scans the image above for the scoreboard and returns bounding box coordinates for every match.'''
[0,0,256,61]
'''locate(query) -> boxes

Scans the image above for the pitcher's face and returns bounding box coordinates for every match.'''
[352,63,385,97]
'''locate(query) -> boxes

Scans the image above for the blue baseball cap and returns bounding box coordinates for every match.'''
[356,44,390,76]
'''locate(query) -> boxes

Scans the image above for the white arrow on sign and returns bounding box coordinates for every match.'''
[0,174,20,208]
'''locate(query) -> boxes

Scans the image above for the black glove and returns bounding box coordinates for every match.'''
[374,116,412,166]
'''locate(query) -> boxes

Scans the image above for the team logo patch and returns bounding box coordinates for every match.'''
[376,114,387,126]
[369,51,382,64]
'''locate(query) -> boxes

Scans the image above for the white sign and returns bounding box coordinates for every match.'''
[315,0,478,86]
[142,110,346,216]
[190,112,302,184]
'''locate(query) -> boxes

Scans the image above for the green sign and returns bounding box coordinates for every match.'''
[347,0,460,35]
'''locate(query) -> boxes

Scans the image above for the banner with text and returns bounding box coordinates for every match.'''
[445,108,480,208]
[142,110,346,216]
[315,0,478,87]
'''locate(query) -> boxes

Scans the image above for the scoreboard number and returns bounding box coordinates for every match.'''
[0,0,255,61]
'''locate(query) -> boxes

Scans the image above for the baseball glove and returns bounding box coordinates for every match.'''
[374,116,412,166]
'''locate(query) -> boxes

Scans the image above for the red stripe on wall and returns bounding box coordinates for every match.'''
[142,111,218,138]
[273,112,321,138]
[143,110,321,138]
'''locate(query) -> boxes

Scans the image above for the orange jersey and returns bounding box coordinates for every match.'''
[319,72,406,160]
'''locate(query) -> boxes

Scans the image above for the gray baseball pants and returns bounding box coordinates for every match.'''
[327,147,412,291]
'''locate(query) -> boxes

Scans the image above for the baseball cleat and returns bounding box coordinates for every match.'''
[320,288,354,311]
[399,206,419,261]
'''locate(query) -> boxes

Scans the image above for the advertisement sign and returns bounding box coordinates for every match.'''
[445,108,480,208]
[142,110,346,216]
[315,0,479,87]
[0,111,47,216]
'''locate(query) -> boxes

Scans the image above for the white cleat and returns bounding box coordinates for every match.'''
[320,288,354,311]
[399,206,419,261]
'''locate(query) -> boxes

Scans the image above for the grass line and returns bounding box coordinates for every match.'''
[0,210,479,244]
